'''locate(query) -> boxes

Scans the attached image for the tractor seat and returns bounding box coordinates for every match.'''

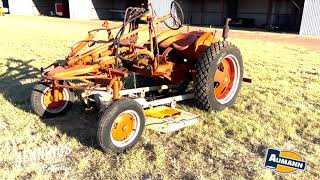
[159,33,197,51]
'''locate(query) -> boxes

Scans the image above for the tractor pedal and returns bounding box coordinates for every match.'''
[243,78,252,83]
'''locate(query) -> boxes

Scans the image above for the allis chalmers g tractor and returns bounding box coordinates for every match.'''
[31,2,243,153]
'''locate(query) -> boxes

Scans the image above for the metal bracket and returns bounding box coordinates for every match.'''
[88,85,194,110]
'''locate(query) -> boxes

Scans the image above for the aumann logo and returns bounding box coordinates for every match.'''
[264,148,306,173]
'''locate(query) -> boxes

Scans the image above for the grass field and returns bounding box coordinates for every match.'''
[0,16,319,179]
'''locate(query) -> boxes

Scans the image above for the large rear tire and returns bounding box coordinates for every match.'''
[194,41,243,111]
[97,98,145,153]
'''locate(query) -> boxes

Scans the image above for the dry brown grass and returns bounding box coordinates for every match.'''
[0,15,319,179]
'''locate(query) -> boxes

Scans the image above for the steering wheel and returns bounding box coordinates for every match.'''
[164,1,184,30]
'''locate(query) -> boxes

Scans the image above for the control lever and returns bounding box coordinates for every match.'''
[223,18,232,40]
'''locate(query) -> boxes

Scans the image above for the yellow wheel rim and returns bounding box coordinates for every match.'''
[42,89,65,110]
[111,113,135,141]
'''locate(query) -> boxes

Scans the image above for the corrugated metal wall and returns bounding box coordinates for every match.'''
[8,0,55,16]
[269,0,302,31]
[91,0,129,20]
[70,0,144,20]
[237,0,269,26]
[69,0,92,19]
[149,0,173,18]
[83,0,148,20]
[8,0,34,16]
[182,0,224,26]
[299,0,320,36]
[32,0,56,16]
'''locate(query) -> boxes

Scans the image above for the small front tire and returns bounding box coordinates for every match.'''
[97,98,145,153]
[31,82,74,118]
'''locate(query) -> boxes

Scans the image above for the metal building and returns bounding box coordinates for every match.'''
[8,0,68,17]
[6,0,320,36]
[181,0,304,31]
[299,0,320,36]
[67,0,147,20]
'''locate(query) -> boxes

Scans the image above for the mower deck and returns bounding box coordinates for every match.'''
[145,106,198,133]
[84,85,198,133]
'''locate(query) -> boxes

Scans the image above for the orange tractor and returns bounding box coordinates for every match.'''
[31,2,244,153]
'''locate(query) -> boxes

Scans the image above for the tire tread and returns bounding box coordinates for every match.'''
[194,41,243,111]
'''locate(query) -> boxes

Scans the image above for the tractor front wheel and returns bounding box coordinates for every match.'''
[194,41,243,111]
[97,98,145,153]
[31,82,74,118]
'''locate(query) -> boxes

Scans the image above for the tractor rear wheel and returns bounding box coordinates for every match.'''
[97,98,145,153]
[194,41,243,111]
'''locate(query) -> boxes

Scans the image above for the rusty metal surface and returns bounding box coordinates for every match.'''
[41,4,220,102]
[159,33,197,49]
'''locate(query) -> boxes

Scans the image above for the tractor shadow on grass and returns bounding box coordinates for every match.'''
[0,58,40,112]
[0,58,199,151]
[0,58,100,149]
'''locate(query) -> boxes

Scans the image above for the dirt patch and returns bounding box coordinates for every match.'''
[228,30,320,52]
[6,15,319,52]
[154,23,320,52]
[176,25,320,52]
